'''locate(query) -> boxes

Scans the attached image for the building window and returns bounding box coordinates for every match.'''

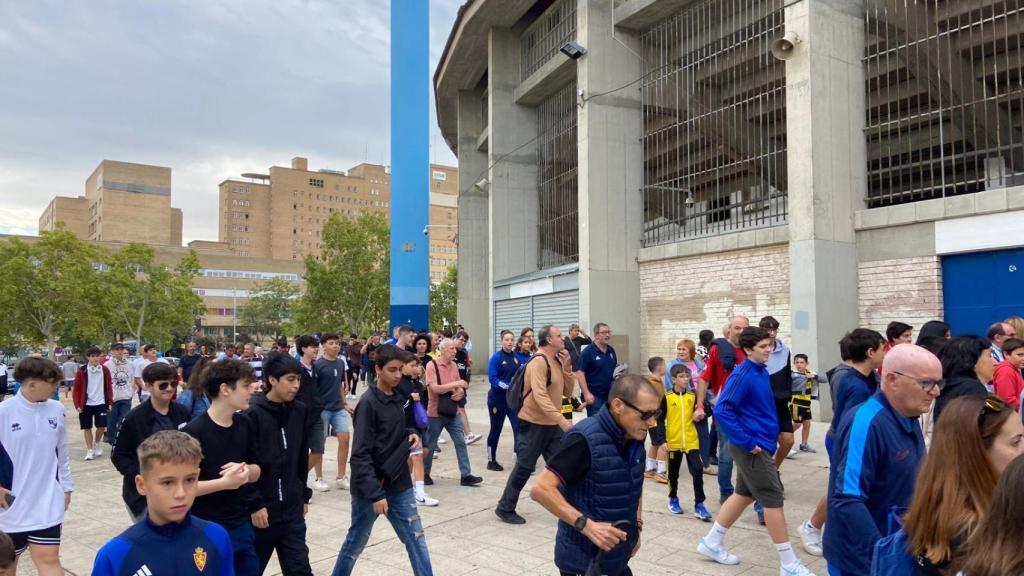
[640,0,787,245]
[537,81,579,268]
[310,178,324,188]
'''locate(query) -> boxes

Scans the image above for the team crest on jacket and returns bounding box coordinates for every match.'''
[47,417,58,429]
[193,547,207,571]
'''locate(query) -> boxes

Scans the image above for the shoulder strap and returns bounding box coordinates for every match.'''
[431,360,442,384]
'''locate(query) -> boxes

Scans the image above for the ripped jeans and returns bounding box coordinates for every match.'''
[332,488,433,576]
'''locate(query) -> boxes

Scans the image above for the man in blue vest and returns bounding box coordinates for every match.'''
[529,374,656,576]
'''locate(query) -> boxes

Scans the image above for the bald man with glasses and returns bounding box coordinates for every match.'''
[823,344,941,576]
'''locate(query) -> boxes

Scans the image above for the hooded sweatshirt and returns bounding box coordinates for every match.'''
[827,364,879,439]
[245,393,313,523]
[765,338,792,401]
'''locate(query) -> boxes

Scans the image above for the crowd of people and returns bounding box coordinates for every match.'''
[0,314,1023,575]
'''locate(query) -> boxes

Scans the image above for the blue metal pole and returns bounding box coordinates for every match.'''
[389,0,430,331]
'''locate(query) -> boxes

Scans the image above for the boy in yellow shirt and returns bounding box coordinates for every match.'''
[659,364,712,521]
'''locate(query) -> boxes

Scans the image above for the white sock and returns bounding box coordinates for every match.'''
[656,460,666,475]
[646,458,656,471]
[776,542,798,567]
[804,519,819,531]
[415,481,425,498]
[704,522,728,548]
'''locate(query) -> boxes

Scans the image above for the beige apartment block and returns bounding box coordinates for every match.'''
[40,160,184,246]
[220,157,460,282]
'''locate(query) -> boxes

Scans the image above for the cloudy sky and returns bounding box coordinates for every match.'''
[0,0,462,243]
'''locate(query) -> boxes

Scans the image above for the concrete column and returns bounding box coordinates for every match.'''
[456,88,491,366]
[488,28,540,284]
[576,0,644,370]
[785,0,867,420]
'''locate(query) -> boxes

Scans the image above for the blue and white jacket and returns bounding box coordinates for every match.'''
[487,349,520,391]
[92,514,233,576]
[713,359,779,454]
[823,390,925,575]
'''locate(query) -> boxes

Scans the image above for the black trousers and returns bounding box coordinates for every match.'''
[667,450,705,503]
[560,567,633,576]
[255,515,313,576]
[497,420,563,513]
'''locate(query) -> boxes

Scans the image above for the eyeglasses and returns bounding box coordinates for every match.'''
[893,371,944,392]
[151,381,175,391]
[979,395,1007,425]
[619,398,662,422]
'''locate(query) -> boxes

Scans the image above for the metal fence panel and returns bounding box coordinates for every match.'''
[537,82,580,269]
[521,0,578,80]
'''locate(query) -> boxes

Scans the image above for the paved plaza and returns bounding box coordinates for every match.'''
[33,382,831,575]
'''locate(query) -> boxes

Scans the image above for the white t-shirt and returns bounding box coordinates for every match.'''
[0,392,73,532]
[85,365,105,406]
[105,358,134,403]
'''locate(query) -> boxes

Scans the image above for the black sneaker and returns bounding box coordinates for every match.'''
[424,474,434,486]
[486,461,504,472]
[709,456,719,466]
[460,474,483,486]
[495,508,526,524]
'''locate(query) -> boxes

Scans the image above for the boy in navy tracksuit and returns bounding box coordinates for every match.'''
[697,327,816,576]
[823,344,939,576]
[92,430,234,576]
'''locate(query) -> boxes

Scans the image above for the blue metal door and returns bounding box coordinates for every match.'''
[943,248,1024,336]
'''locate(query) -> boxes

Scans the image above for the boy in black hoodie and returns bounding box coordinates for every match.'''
[246,352,313,576]
[331,345,433,576]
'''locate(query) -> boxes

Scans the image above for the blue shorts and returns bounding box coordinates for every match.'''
[321,408,351,436]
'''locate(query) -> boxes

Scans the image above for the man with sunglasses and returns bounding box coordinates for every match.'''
[111,362,191,522]
[530,374,656,576]
[823,343,941,576]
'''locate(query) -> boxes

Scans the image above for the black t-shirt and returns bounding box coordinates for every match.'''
[151,412,174,435]
[179,353,202,381]
[545,434,591,486]
[314,357,346,411]
[298,362,322,411]
[396,376,427,432]
[184,412,260,527]
[454,349,471,381]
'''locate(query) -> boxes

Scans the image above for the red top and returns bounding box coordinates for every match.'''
[992,360,1024,410]
[701,344,747,398]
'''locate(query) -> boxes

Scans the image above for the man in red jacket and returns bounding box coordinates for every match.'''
[73,346,113,461]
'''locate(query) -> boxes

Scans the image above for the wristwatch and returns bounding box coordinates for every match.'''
[573,514,589,532]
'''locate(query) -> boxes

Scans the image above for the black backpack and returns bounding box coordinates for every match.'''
[507,355,551,412]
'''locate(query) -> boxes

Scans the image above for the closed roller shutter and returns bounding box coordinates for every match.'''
[532,290,579,333]
[494,297,532,349]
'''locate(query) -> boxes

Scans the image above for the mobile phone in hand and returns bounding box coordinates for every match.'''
[3,493,14,507]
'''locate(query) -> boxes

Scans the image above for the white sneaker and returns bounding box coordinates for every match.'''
[347,393,357,400]
[336,476,350,490]
[697,538,739,565]
[780,561,816,576]
[787,448,798,459]
[313,478,330,492]
[799,521,823,556]
[465,433,481,445]
[438,436,447,444]
[93,446,103,457]
[84,449,95,461]
[415,494,439,507]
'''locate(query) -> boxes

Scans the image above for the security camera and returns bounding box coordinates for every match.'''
[422,226,429,236]
[560,41,588,60]
[770,31,801,61]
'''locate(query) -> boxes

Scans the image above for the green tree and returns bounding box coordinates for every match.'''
[429,265,457,332]
[239,277,300,344]
[103,244,203,349]
[294,211,389,335]
[0,229,107,355]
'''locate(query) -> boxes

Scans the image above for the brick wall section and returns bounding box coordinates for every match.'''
[639,244,791,365]
[858,256,943,335]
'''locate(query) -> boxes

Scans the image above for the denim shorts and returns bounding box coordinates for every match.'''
[322,408,351,436]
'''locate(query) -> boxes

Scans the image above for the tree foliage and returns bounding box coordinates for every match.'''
[103,243,203,349]
[239,277,300,344]
[429,265,457,332]
[294,211,389,335]
[0,229,107,356]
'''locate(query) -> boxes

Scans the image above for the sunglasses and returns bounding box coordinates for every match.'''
[893,371,944,392]
[620,398,662,422]
[151,381,176,391]
[979,395,1007,425]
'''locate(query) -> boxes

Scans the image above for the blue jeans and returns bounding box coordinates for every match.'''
[332,488,432,576]
[423,415,471,478]
[695,418,711,468]
[716,423,734,501]
[106,399,132,444]
[226,521,260,576]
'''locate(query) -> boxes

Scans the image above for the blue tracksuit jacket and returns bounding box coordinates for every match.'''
[488,349,520,391]
[823,390,925,575]
[92,514,234,576]
[713,358,779,454]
